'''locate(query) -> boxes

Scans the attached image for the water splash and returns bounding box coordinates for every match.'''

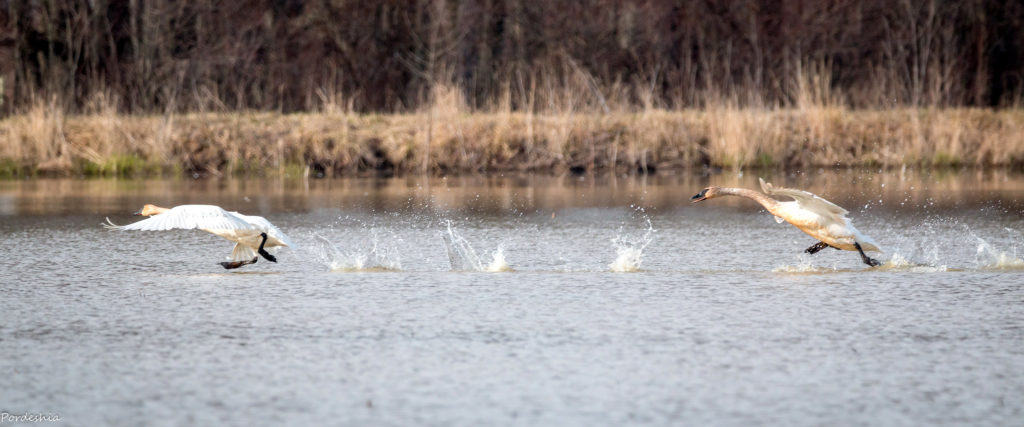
[975,236,1024,270]
[876,252,948,272]
[771,253,951,273]
[883,253,918,268]
[441,221,512,272]
[772,251,950,273]
[874,215,966,269]
[609,216,654,272]
[315,233,402,272]
[484,247,513,272]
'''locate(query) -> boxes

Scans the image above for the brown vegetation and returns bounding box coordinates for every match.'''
[2,94,1023,177]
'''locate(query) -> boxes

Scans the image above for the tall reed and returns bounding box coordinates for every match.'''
[3,98,1022,178]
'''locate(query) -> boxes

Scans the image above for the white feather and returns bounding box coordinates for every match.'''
[229,243,258,261]
[758,178,881,252]
[232,213,295,248]
[760,178,848,223]
[105,204,294,265]
[105,205,254,232]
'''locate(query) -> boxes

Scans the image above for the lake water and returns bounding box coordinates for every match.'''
[2,170,1023,426]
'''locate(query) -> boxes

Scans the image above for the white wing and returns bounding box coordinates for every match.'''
[235,213,295,247]
[104,205,256,232]
[230,243,258,261]
[759,178,848,223]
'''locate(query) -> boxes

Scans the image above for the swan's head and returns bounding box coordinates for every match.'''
[690,186,721,203]
[133,204,165,216]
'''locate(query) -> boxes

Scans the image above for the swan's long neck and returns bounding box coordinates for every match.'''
[718,187,780,212]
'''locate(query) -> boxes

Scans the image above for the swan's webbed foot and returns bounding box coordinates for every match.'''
[854,242,882,267]
[220,257,258,269]
[258,250,277,263]
[805,241,841,254]
[805,241,829,254]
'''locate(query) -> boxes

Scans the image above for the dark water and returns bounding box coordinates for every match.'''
[2,171,1023,426]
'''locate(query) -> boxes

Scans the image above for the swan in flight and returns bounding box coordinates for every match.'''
[105,204,294,269]
[691,178,882,267]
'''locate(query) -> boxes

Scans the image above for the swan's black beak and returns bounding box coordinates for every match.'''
[691,189,708,203]
[133,208,143,216]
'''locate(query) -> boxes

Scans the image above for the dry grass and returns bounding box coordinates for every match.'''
[2,96,1024,177]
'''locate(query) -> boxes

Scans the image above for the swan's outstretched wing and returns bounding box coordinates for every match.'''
[235,213,295,247]
[104,205,255,232]
[229,243,258,261]
[759,178,848,221]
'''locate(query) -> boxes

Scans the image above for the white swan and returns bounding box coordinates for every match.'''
[691,178,882,267]
[105,204,294,269]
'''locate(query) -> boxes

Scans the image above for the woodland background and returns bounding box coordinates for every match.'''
[1,0,1023,176]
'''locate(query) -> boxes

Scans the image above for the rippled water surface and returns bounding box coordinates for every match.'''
[3,171,1024,426]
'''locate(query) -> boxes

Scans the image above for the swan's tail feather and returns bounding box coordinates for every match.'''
[103,217,126,230]
[859,240,883,253]
[758,177,772,194]
[230,243,258,261]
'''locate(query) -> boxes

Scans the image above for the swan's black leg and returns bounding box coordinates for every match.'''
[805,241,829,254]
[854,242,881,267]
[220,257,258,269]
[256,232,277,262]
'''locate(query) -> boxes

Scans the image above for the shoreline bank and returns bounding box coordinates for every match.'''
[2,108,1023,178]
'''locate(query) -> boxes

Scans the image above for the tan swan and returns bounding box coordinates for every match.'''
[691,178,883,267]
